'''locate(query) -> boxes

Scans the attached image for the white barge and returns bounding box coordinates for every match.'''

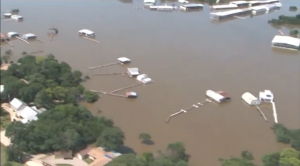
[210,8,252,20]
[206,90,231,103]
[211,4,238,10]
[271,35,300,51]
[180,4,204,10]
[241,92,261,105]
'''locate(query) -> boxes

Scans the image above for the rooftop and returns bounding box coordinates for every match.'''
[230,1,249,4]
[10,98,26,110]
[181,3,204,7]
[272,35,300,47]
[79,29,94,35]
[0,85,3,93]
[212,4,238,9]
[118,57,131,63]
[211,8,251,16]
[17,106,38,120]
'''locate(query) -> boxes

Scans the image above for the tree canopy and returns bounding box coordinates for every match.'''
[0,54,98,106]
[268,14,300,26]
[5,104,125,155]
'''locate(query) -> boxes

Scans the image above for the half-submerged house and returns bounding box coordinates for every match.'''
[241,92,261,105]
[271,35,300,51]
[206,90,231,103]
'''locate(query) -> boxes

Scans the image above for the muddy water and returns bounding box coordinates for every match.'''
[1,0,300,165]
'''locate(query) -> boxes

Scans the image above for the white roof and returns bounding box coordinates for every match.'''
[137,74,148,81]
[182,3,204,7]
[118,57,131,62]
[230,1,248,4]
[272,35,300,47]
[3,13,12,16]
[10,98,25,110]
[0,85,3,93]
[144,0,155,3]
[242,92,258,101]
[127,92,137,96]
[78,29,94,35]
[127,68,139,75]
[7,32,19,36]
[248,1,260,3]
[251,5,268,10]
[17,106,38,120]
[23,33,36,37]
[211,9,251,16]
[212,4,238,9]
[142,78,152,84]
[206,90,224,101]
[150,6,174,9]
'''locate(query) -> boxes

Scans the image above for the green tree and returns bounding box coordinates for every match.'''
[106,153,144,166]
[220,157,256,166]
[6,145,25,163]
[262,152,280,166]
[96,127,125,151]
[139,133,152,144]
[83,91,99,103]
[242,150,254,160]
[167,142,188,162]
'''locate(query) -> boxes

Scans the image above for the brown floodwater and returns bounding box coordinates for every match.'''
[1,0,300,165]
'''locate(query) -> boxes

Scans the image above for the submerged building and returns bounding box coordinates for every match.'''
[210,8,252,20]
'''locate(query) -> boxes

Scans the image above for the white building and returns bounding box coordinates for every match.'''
[241,92,261,105]
[9,98,46,124]
[271,35,300,51]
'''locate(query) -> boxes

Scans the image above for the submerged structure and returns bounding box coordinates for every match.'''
[7,32,19,38]
[136,74,153,84]
[180,4,204,10]
[127,68,139,77]
[206,90,231,103]
[211,4,238,10]
[210,8,252,20]
[78,29,96,38]
[11,15,23,21]
[241,92,261,105]
[22,33,37,40]
[271,35,300,51]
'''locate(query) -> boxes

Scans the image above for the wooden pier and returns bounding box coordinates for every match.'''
[106,93,127,98]
[16,36,29,44]
[89,90,107,94]
[165,99,212,123]
[91,72,125,76]
[109,83,143,94]
[89,62,121,70]
[271,102,278,123]
[82,36,99,43]
[255,106,268,122]
[50,33,53,41]
[4,40,14,47]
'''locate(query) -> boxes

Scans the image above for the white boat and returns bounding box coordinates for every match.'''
[3,13,12,17]
[241,92,261,105]
[78,29,96,38]
[206,90,231,103]
[259,90,274,102]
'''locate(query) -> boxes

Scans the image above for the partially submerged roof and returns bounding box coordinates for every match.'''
[23,33,37,38]
[230,1,248,4]
[181,3,204,7]
[79,29,94,35]
[118,57,131,63]
[272,35,300,47]
[212,4,238,9]
[127,68,139,75]
[211,8,251,16]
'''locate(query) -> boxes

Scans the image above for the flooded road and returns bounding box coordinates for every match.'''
[1,0,300,165]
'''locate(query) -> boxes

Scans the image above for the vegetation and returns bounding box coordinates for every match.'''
[1,145,23,166]
[220,124,300,166]
[268,14,300,26]
[107,142,189,166]
[272,123,300,150]
[0,54,98,106]
[0,108,11,129]
[139,133,152,144]
[289,6,298,11]
[290,29,299,37]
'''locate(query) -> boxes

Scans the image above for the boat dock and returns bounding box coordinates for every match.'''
[82,36,99,43]
[91,72,126,76]
[109,83,143,94]
[15,36,29,44]
[271,101,278,123]
[165,99,212,123]
[89,62,121,70]
[255,106,268,122]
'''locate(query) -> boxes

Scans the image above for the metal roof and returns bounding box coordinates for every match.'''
[17,106,38,120]
[181,3,204,7]
[211,8,251,16]
[23,33,36,37]
[118,57,131,62]
[10,98,25,110]
[0,85,3,93]
[230,1,248,4]
[212,4,238,9]
[78,29,94,35]
[272,35,300,47]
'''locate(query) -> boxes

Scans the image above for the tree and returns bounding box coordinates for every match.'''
[220,157,257,166]
[262,152,280,166]
[167,142,188,162]
[241,150,254,160]
[139,133,152,144]
[2,54,11,63]
[6,145,25,163]
[96,127,125,151]
[83,91,99,103]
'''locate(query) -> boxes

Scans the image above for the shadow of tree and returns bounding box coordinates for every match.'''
[117,145,136,154]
